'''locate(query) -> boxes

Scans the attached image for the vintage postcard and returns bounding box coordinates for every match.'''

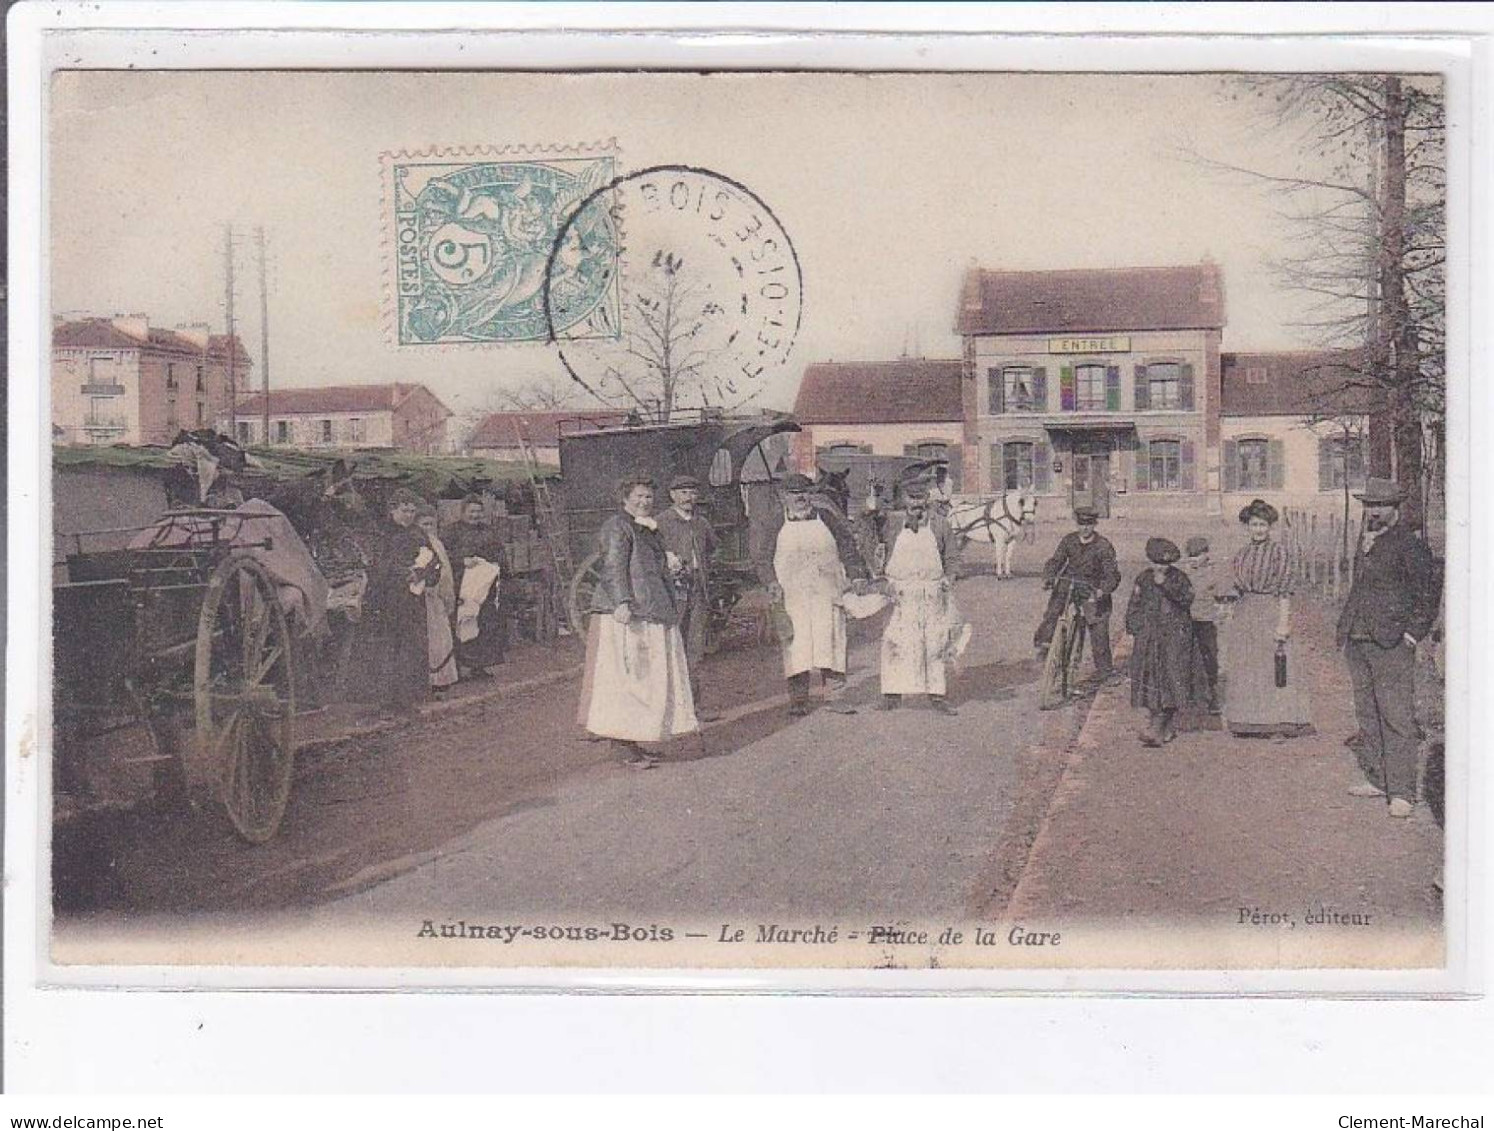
[20,50,1473,990]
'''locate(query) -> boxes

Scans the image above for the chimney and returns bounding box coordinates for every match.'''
[110,314,150,342]
[174,322,213,350]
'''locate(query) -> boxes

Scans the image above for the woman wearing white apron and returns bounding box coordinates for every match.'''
[878,482,967,714]
[764,474,869,717]
[576,473,698,768]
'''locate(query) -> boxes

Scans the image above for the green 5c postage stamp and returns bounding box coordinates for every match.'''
[385,144,621,346]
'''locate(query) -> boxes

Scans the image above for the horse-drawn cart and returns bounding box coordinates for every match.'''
[54,510,300,844]
[555,412,801,634]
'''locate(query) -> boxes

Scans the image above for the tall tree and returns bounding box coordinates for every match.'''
[1193,74,1445,529]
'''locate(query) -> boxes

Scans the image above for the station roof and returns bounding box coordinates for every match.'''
[956,263,1226,336]
[1221,350,1373,417]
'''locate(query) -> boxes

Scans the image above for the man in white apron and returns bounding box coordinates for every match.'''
[763,473,869,717]
[878,481,967,714]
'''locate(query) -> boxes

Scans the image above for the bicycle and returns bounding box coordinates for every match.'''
[1038,571,1098,711]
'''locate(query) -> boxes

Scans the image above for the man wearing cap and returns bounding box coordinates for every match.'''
[656,474,720,720]
[1336,477,1442,818]
[878,481,967,714]
[760,473,870,716]
[1179,535,1225,713]
[1034,506,1122,683]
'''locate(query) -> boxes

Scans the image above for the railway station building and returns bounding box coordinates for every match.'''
[792,261,1369,520]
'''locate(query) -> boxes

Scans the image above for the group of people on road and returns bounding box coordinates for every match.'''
[1041,477,1441,820]
[358,489,509,719]
[577,463,1443,822]
[578,469,972,768]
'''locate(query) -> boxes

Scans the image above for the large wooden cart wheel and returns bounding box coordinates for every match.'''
[566,550,603,637]
[194,553,297,844]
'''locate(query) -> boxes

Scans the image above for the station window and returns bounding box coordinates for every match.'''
[906,441,949,460]
[1074,364,1107,411]
[1146,362,1183,409]
[276,420,290,444]
[1237,438,1270,490]
[320,419,333,444]
[1003,441,1035,491]
[1148,439,1182,491]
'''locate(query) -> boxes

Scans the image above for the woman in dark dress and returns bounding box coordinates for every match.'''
[443,494,508,676]
[1125,536,1198,747]
[357,487,434,717]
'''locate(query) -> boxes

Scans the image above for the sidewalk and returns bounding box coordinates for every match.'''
[1004,598,1444,933]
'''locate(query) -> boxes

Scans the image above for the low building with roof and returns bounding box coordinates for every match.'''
[51,315,252,446]
[791,358,967,487]
[224,383,453,454]
[466,409,624,466]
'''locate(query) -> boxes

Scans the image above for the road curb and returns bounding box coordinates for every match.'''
[1000,669,1129,920]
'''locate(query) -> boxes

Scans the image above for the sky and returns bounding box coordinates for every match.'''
[50,70,1351,418]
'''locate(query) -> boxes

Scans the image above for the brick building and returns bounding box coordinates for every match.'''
[225,384,453,454]
[51,316,251,447]
[787,262,1371,519]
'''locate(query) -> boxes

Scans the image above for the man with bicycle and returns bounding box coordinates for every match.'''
[1034,506,1122,684]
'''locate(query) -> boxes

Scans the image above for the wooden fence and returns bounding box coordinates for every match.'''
[1280,506,1359,601]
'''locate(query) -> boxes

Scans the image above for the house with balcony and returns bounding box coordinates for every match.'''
[225,383,453,454]
[51,316,250,446]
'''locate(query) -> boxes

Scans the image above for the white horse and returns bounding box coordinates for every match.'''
[948,491,1030,578]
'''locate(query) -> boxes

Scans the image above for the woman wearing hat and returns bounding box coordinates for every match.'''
[1221,498,1312,738]
[1125,537,1198,746]
[357,486,436,717]
[576,472,698,768]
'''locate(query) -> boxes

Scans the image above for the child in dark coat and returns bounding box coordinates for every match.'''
[1126,537,1198,746]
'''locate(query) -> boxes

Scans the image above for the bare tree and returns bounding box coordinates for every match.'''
[496,377,586,412]
[594,251,729,423]
[1188,74,1445,530]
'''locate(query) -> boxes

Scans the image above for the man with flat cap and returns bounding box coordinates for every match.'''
[1034,505,1122,684]
[1336,477,1442,818]
[656,473,720,720]
[759,472,869,716]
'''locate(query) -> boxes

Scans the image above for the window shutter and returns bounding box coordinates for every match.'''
[947,447,963,492]
[903,444,916,456]
[1318,437,1333,491]
[1059,366,1076,411]
[1031,367,1048,412]
[1268,438,1286,489]
[1180,363,1196,411]
[1034,441,1052,492]
[1351,436,1368,489]
[1223,439,1239,491]
[1134,440,1149,491]
[989,443,1004,492]
[1105,365,1121,411]
[1133,364,1150,410]
[1181,440,1197,491]
[988,367,1004,414]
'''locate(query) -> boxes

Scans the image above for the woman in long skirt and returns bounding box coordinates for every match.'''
[1221,498,1312,737]
[575,473,698,768]
[416,506,459,692]
[1125,537,1198,746]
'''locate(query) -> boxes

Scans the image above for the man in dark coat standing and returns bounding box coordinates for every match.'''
[656,474,720,720]
[1035,506,1122,682]
[1336,477,1442,818]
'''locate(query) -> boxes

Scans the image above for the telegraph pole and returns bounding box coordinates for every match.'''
[224,224,238,437]
[256,226,270,444]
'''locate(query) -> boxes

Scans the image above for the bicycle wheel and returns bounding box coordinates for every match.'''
[1067,612,1088,690]
[1039,614,1072,711]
